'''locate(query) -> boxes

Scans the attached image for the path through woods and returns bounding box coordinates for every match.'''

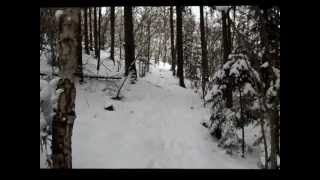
[69,62,259,168]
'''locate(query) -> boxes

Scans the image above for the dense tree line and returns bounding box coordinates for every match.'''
[40,5,280,169]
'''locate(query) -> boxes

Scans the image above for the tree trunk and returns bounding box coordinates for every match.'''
[156,31,162,65]
[124,6,137,80]
[239,87,245,158]
[176,6,185,88]
[263,8,278,169]
[200,6,208,102]
[227,12,232,52]
[77,9,83,83]
[222,10,232,108]
[222,10,229,62]
[52,8,79,168]
[205,11,208,43]
[97,7,101,73]
[119,8,123,72]
[48,30,56,69]
[98,8,101,50]
[170,6,176,76]
[146,15,151,73]
[260,7,278,169]
[94,7,98,59]
[242,125,245,157]
[100,14,107,50]
[110,6,115,65]
[89,8,93,51]
[276,105,280,158]
[270,105,278,169]
[99,15,106,50]
[163,8,167,63]
[261,106,269,169]
[84,8,90,55]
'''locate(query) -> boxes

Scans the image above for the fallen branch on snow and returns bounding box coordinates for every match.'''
[40,72,122,80]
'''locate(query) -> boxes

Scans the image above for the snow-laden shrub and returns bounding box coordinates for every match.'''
[204,52,261,156]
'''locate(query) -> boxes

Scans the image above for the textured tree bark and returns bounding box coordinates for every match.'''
[262,8,278,169]
[84,8,90,55]
[259,7,279,169]
[94,7,98,59]
[52,8,79,168]
[156,31,162,65]
[270,104,278,169]
[97,7,101,72]
[77,10,83,83]
[205,12,208,44]
[100,10,108,50]
[176,6,185,88]
[146,16,151,73]
[163,7,168,63]
[124,6,137,80]
[261,117,269,169]
[170,6,176,76]
[89,8,93,51]
[239,88,245,158]
[48,30,56,68]
[110,6,115,65]
[119,8,123,72]
[275,105,280,158]
[227,12,232,52]
[200,6,208,102]
[222,10,233,108]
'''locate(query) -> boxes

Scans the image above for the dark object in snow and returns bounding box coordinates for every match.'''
[201,122,208,128]
[111,96,123,100]
[190,106,194,110]
[104,105,115,111]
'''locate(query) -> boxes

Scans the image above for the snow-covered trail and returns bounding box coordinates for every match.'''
[71,63,258,169]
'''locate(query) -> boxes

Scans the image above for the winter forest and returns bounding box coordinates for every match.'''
[40,5,280,169]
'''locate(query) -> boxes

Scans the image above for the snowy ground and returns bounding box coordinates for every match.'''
[41,50,260,169]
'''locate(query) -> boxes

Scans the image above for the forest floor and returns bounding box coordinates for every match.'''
[40,50,260,168]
